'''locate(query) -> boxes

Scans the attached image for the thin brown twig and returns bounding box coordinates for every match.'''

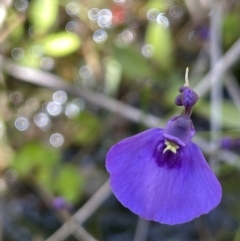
[2,58,162,128]
[209,0,223,171]
[32,181,98,241]
[133,218,150,241]
[72,225,99,241]
[45,180,111,241]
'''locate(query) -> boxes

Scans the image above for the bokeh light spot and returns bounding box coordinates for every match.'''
[169,5,184,20]
[26,98,40,111]
[15,0,28,12]
[147,9,160,22]
[66,2,79,16]
[10,91,23,105]
[65,103,80,118]
[40,57,55,70]
[4,169,18,183]
[12,48,24,60]
[157,14,169,28]
[15,117,29,131]
[98,9,112,28]
[79,65,93,79]
[66,21,79,33]
[47,102,62,116]
[34,112,50,128]
[53,91,68,104]
[31,45,44,57]
[114,29,134,46]
[50,133,64,147]
[93,30,108,43]
[142,44,155,58]
[98,15,112,29]
[88,8,100,21]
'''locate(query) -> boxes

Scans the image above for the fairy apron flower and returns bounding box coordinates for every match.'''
[106,69,222,225]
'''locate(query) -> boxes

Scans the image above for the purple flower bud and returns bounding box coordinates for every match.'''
[52,197,72,211]
[181,88,199,107]
[175,95,183,106]
[220,137,240,150]
[196,25,209,41]
[179,86,188,93]
[220,137,233,149]
[175,87,199,108]
[106,117,222,225]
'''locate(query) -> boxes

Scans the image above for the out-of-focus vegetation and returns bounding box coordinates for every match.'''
[1,0,240,240]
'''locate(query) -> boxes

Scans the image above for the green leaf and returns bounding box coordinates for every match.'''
[53,164,84,203]
[223,12,240,48]
[9,24,24,44]
[73,111,102,146]
[143,0,169,12]
[29,0,59,35]
[195,99,240,129]
[145,22,173,70]
[39,32,81,57]
[114,46,152,79]
[19,52,41,68]
[12,142,59,176]
[103,57,122,96]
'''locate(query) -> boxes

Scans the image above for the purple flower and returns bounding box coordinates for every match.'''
[106,72,222,225]
[52,197,72,211]
[220,137,240,150]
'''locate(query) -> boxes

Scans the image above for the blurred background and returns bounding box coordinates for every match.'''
[0,0,240,240]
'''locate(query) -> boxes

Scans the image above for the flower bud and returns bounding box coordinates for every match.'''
[175,87,199,108]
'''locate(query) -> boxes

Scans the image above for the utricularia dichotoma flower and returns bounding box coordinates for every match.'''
[106,69,222,225]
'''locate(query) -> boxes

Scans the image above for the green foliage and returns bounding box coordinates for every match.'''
[145,22,173,71]
[195,99,240,129]
[114,46,152,79]
[103,57,122,96]
[29,0,59,35]
[39,32,81,57]
[9,23,24,45]
[52,164,84,203]
[12,142,84,203]
[143,0,169,11]
[19,51,42,68]
[223,12,240,49]
[73,111,102,146]
[12,142,59,175]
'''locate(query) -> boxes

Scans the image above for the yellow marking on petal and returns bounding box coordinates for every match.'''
[163,140,179,154]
